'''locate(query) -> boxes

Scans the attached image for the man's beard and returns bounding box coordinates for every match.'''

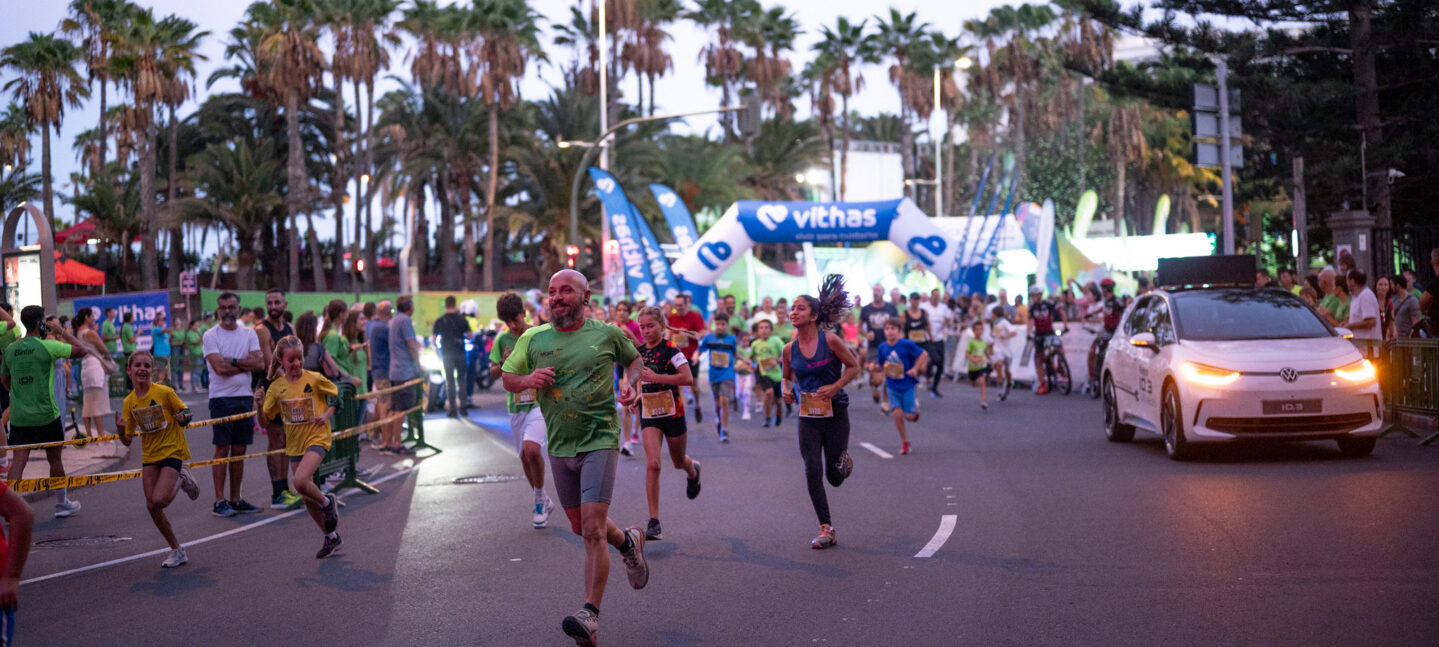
[551,302,582,328]
[221,313,237,325]
[267,308,284,320]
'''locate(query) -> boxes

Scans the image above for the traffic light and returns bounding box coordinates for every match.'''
[566,244,580,268]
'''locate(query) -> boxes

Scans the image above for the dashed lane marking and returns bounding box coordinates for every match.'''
[858,442,893,459]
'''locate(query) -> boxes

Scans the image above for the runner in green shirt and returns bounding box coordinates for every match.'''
[499,270,650,646]
[749,319,785,427]
[488,291,553,530]
[3,306,97,517]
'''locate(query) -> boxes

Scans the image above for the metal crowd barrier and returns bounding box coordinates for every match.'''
[1374,338,1439,445]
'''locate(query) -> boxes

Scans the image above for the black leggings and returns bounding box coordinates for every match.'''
[797,403,850,526]
[926,342,945,391]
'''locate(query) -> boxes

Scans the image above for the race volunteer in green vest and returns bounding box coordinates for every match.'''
[120,312,138,355]
[102,307,119,355]
[3,306,103,519]
[501,269,651,647]
[488,291,553,530]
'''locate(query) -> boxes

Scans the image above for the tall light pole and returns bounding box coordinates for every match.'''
[932,55,972,218]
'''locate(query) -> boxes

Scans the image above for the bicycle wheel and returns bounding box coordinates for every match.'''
[1050,353,1072,395]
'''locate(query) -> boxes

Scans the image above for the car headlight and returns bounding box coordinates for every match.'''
[1179,361,1240,386]
[1333,359,1376,382]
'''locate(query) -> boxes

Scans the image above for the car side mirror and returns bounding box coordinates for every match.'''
[1130,332,1159,353]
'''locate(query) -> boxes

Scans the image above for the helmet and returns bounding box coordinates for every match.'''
[459,299,478,316]
[1100,278,1115,289]
[1028,284,1042,295]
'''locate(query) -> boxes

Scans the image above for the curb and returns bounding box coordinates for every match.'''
[17,449,132,505]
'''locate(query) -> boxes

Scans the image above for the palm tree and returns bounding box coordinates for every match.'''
[507,84,599,277]
[157,18,208,289]
[810,17,874,200]
[66,165,139,289]
[630,0,681,116]
[247,0,328,293]
[688,0,759,140]
[0,103,32,169]
[871,9,930,194]
[0,162,40,212]
[178,140,285,289]
[969,3,1057,193]
[473,0,544,291]
[61,0,133,179]
[1,33,88,225]
[743,5,800,120]
[744,117,828,200]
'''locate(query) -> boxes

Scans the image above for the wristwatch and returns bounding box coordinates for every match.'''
[230,358,238,367]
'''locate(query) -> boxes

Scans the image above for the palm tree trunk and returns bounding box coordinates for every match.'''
[898,103,915,199]
[461,180,477,290]
[331,73,349,292]
[305,211,326,291]
[139,122,160,289]
[285,88,304,293]
[483,109,499,291]
[839,93,851,201]
[167,106,183,289]
[362,80,377,292]
[95,80,106,177]
[40,122,54,226]
[437,175,457,290]
[1114,159,1126,237]
[350,77,363,292]
[1350,0,1387,228]
[648,71,657,116]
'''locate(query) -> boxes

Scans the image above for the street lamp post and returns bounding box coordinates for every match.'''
[932,56,973,218]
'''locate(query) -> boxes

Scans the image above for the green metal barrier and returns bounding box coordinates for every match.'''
[314,382,379,495]
[402,380,441,454]
[1378,339,1439,444]
[108,369,128,399]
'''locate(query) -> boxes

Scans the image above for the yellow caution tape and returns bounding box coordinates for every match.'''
[353,377,425,401]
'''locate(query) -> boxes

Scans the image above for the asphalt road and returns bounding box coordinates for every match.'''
[15,379,1439,646]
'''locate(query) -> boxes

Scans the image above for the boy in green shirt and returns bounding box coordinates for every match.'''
[488,292,554,529]
[750,320,785,427]
[964,320,993,410]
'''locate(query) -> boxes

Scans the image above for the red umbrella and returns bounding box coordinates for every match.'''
[54,217,99,244]
[54,251,105,286]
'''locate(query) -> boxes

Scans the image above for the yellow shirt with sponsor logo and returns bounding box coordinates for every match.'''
[262,370,339,456]
[121,384,191,464]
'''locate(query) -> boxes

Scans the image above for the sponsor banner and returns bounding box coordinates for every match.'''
[650,184,700,252]
[73,290,171,351]
[588,168,657,303]
[628,203,681,303]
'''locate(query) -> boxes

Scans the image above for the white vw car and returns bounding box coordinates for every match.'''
[1101,286,1382,460]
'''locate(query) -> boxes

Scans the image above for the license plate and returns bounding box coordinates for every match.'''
[1262,399,1322,415]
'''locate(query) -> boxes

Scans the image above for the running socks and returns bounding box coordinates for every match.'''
[618,533,635,553]
[533,488,546,504]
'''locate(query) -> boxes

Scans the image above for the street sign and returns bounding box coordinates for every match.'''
[1191,84,1240,113]
[1191,112,1242,140]
[1193,141,1244,169]
[180,271,197,295]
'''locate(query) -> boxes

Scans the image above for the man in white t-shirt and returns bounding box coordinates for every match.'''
[918,289,953,396]
[202,292,265,517]
[1346,269,1382,347]
[747,297,779,329]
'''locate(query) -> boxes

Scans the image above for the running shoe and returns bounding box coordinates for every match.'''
[880,403,891,415]
[54,499,82,518]
[719,429,729,443]
[391,446,417,456]
[930,389,943,399]
[835,450,854,480]
[322,493,340,533]
[872,390,881,403]
[1036,385,1049,395]
[619,444,633,457]
[177,467,200,501]
[741,411,751,421]
[762,418,771,429]
[981,401,988,411]
[686,460,702,500]
[161,547,188,569]
[620,527,649,589]
[561,608,599,647]
[231,499,262,514]
[811,524,837,549]
[695,407,703,423]
[316,534,342,559]
[212,500,236,518]
[271,490,303,510]
[645,517,663,541]
[901,442,911,455]
[533,495,555,529]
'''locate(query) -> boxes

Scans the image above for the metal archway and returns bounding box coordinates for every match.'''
[3,202,58,312]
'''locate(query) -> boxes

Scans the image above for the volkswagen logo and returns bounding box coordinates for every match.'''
[1279,367,1299,383]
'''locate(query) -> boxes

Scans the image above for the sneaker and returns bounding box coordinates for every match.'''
[719,429,729,443]
[377,446,395,456]
[695,407,703,423]
[161,547,188,568]
[741,411,751,421]
[54,499,82,518]
[880,403,891,415]
[686,460,702,500]
[835,450,854,480]
[620,527,649,589]
[322,494,340,533]
[1036,385,1049,395]
[316,534,342,559]
[533,495,554,529]
[271,490,303,510]
[872,390,881,403]
[901,442,911,455]
[981,401,988,411]
[645,517,663,541]
[177,468,200,501]
[811,524,837,549]
[391,446,417,456]
[930,389,943,398]
[619,444,633,457]
[762,418,771,429]
[561,608,599,647]
[212,500,236,517]
[230,499,262,514]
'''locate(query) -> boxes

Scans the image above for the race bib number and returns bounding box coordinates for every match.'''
[884,362,904,379]
[799,392,833,418]
[133,404,166,434]
[735,357,753,373]
[641,390,676,418]
[908,329,928,343]
[281,397,314,425]
[758,356,778,371]
[515,389,537,405]
[711,352,731,369]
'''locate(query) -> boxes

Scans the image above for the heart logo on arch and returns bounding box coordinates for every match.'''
[658,192,677,208]
[906,235,947,266]
[596,178,615,194]
[756,205,788,231]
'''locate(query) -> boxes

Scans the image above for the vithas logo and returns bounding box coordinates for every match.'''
[658,192,677,208]
[596,178,615,194]
[756,205,787,231]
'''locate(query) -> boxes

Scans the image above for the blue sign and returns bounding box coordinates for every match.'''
[628,203,680,302]
[73,290,171,352]
[588,168,657,303]
[734,201,899,244]
[650,184,700,251]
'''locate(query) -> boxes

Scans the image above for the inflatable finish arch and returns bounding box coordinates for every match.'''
[671,198,959,290]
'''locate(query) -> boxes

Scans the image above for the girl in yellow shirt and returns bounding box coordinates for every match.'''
[116,351,199,569]
[262,336,342,558]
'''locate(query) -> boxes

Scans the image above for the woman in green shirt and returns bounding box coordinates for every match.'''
[170,317,189,390]
[186,319,205,390]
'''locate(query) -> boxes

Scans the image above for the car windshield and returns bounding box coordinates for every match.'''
[1171,288,1334,341]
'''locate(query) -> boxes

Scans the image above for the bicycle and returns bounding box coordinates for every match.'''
[1081,327,1110,400]
[1035,330,1072,395]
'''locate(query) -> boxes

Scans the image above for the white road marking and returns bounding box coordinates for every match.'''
[914,514,958,558]
[858,442,893,459]
[22,467,415,586]
[391,458,415,471]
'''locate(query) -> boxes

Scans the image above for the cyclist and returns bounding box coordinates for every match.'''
[1088,279,1125,388]
[1026,285,1067,395]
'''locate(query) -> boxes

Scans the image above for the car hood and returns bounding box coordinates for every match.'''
[1177,338,1359,371]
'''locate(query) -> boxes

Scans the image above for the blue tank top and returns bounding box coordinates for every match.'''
[788,333,848,406]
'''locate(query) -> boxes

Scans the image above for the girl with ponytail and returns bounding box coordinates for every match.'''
[780,274,862,549]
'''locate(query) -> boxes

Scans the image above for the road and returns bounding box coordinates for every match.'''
[16,380,1439,646]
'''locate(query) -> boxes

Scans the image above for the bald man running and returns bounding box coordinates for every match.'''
[503,269,651,647]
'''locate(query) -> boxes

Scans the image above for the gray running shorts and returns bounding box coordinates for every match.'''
[548,449,619,510]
